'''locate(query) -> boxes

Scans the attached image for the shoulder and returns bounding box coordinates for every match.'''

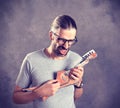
[68,50,82,61]
[24,49,44,61]
[66,50,82,68]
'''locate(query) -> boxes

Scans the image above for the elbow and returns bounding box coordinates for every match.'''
[12,86,27,104]
[12,93,24,104]
[12,94,20,104]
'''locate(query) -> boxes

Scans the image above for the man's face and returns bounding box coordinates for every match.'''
[52,28,77,57]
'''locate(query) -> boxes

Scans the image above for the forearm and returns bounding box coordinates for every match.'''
[13,86,39,104]
[74,88,83,100]
[13,80,60,103]
[13,90,39,104]
[74,81,84,100]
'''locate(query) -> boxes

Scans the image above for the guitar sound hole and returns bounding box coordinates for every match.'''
[62,75,68,82]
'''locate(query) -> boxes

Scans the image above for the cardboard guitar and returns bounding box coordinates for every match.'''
[42,49,97,101]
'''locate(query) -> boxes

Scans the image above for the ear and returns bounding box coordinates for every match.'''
[49,31,54,40]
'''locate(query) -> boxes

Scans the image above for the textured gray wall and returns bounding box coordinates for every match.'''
[0,0,120,108]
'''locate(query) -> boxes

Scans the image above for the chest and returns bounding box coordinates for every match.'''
[30,59,67,86]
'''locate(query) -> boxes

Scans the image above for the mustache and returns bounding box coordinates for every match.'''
[58,46,68,50]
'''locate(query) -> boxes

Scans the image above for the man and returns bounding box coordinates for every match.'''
[13,15,84,108]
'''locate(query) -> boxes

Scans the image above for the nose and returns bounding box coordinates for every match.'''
[63,41,70,49]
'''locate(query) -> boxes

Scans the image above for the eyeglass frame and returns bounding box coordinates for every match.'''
[51,31,78,46]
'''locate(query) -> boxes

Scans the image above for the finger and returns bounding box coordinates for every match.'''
[71,68,82,74]
[47,80,60,88]
[47,80,58,84]
[70,70,79,76]
[53,82,60,88]
[74,67,84,73]
[70,70,84,79]
[77,66,84,70]
[70,74,79,80]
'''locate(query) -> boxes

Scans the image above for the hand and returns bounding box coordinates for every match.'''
[69,66,84,85]
[32,80,60,98]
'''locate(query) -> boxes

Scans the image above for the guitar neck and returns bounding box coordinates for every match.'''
[76,58,89,67]
[65,49,97,74]
[65,57,89,75]
[76,49,97,67]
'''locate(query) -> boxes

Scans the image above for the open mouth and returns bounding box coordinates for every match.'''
[58,46,69,55]
[55,46,69,56]
[59,49,68,55]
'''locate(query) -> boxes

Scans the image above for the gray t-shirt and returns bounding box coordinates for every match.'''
[16,49,82,108]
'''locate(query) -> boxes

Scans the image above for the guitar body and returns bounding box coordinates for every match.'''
[56,70,78,87]
[56,70,69,86]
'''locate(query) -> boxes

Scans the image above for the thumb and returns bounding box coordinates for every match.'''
[47,80,58,84]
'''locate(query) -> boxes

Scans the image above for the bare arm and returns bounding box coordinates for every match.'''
[74,81,84,100]
[13,80,60,104]
[74,87,83,100]
[13,86,38,104]
[69,66,84,100]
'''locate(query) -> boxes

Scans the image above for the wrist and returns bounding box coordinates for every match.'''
[74,81,83,89]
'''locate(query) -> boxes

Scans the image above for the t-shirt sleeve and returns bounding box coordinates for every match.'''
[16,55,32,88]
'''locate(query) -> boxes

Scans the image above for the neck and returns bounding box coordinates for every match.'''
[44,47,65,60]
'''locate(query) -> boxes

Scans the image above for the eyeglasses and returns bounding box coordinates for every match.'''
[52,32,78,46]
